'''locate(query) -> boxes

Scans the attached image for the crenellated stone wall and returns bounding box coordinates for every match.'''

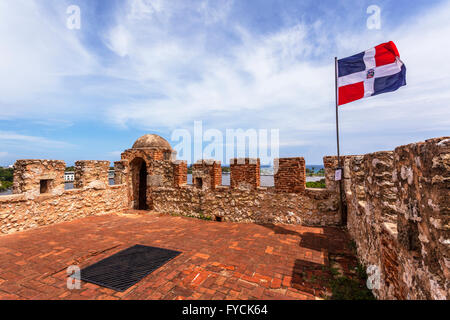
[151,185,340,225]
[274,157,306,193]
[114,160,129,185]
[0,185,127,234]
[343,137,449,300]
[393,137,449,299]
[1,158,127,235]
[119,147,178,209]
[150,156,340,225]
[13,160,65,197]
[337,151,398,271]
[172,160,188,187]
[1,135,448,301]
[148,160,176,187]
[192,159,222,190]
[230,158,260,190]
[74,160,110,189]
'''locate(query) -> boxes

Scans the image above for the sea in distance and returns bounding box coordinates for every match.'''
[0,165,325,195]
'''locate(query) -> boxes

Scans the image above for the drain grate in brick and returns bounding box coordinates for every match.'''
[78,244,181,292]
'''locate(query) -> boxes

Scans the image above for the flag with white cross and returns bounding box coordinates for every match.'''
[337,41,406,105]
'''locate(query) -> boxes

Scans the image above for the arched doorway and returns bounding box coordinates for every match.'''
[131,157,148,210]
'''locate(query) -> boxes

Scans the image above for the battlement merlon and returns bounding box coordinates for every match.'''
[192,159,222,190]
[274,157,306,193]
[12,159,66,196]
[74,160,110,189]
[230,158,260,190]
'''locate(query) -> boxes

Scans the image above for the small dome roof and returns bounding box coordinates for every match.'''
[132,134,172,150]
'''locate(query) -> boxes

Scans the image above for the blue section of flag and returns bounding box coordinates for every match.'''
[338,51,365,77]
[373,65,407,96]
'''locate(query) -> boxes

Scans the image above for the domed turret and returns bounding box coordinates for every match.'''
[132,134,172,150]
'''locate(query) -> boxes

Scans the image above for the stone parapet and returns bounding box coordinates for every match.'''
[274,157,306,193]
[345,136,449,300]
[12,159,65,197]
[3,134,449,301]
[230,158,260,190]
[74,160,110,189]
[0,184,127,234]
[192,159,222,190]
[172,160,188,187]
[392,137,449,300]
[151,185,339,226]
[114,160,129,185]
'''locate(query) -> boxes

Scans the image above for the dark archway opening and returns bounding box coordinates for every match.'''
[138,162,148,210]
[131,157,149,210]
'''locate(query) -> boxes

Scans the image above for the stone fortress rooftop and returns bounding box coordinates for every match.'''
[0,134,448,300]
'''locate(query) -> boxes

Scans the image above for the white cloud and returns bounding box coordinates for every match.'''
[129,0,165,19]
[333,2,450,149]
[105,25,131,57]
[1,0,449,163]
[198,0,234,24]
[0,131,72,149]
[0,152,8,158]
[104,12,334,131]
[102,0,450,161]
[0,0,95,111]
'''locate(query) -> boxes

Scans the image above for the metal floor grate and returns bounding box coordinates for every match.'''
[78,244,181,292]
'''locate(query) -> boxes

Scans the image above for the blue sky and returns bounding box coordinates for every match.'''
[0,0,449,166]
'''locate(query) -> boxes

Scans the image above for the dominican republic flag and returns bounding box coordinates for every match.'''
[337,41,406,105]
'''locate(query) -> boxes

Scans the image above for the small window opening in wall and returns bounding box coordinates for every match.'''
[215,216,223,222]
[195,177,203,189]
[40,179,51,194]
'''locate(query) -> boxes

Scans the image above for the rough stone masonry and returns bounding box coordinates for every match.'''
[329,137,449,300]
[0,134,448,300]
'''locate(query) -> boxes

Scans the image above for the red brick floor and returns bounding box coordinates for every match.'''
[0,211,355,300]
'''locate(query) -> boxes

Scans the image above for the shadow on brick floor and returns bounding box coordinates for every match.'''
[256,223,302,237]
[291,259,330,297]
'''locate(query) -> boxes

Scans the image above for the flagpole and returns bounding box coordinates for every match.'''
[334,57,346,225]
[335,57,340,162]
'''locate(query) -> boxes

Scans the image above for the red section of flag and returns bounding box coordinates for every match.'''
[338,82,364,105]
[375,41,400,67]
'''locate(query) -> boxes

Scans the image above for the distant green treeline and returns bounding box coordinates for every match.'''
[0,167,13,192]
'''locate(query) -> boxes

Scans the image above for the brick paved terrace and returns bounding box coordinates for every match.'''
[0,211,361,300]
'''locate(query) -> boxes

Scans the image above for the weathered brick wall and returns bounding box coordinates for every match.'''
[152,186,340,226]
[380,223,402,299]
[345,154,381,271]
[148,160,175,187]
[230,158,260,190]
[121,147,174,162]
[172,160,187,187]
[323,156,339,191]
[13,160,65,197]
[120,148,179,209]
[74,160,110,189]
[393,137,449,300]
[344,137,449,300]
[274,157,306,193]
[211,161,222,188]
[192,160,222,190]
[114,160,129,185]
[120,148,162,209]
[3,136,448,301]
[345,152,397,270]
[365,151,397,225]
[0,184,127,234]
